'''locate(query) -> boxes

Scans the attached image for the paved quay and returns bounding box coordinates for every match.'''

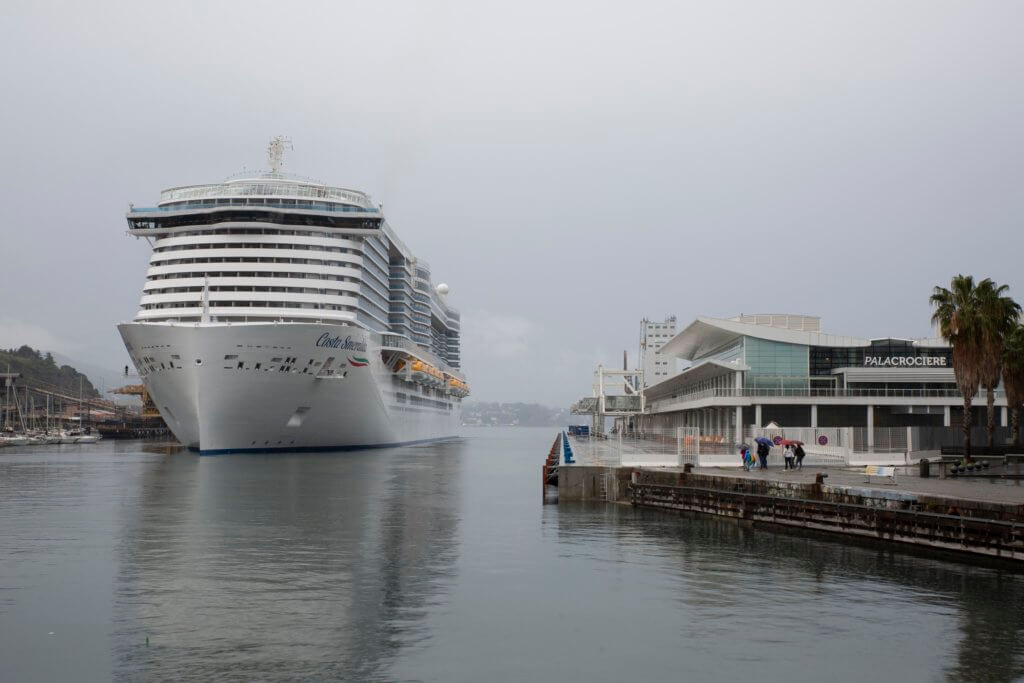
[562,435,1024,507]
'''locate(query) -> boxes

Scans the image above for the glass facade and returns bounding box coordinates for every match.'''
[809,339,951,376]
[706,340,743,365]
[743,337,809,389]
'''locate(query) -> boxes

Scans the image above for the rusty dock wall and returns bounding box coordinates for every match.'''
[558,465,1024,561]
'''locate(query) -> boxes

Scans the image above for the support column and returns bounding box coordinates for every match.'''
[736,406,743,439]
[810,404,818,429]
[943,405,951,427]
[867,405,874,452]
[1002,406,1008,427]
[755,404,762,429]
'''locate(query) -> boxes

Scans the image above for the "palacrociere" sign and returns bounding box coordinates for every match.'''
[863,356,947,367]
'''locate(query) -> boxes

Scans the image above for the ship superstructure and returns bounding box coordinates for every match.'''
[118,139,467,453]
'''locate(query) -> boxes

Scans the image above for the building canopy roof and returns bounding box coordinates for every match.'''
[658,315,947,361]
[644,358,749,402]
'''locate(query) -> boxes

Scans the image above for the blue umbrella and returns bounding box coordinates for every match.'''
[754,437,775,447]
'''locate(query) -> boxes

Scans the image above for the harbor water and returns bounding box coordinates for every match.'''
[1,427,1023,682]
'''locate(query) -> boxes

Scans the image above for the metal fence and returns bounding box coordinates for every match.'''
[851,427,907,454]
[619,428,688,467]
[565,424,957,469]
[745,427,848,466]
[911,425,1013,451]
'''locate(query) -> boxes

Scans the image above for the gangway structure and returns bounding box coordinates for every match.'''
[571,364,645,436]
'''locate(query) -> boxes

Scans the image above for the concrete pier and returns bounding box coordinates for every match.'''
[550,432,1024,561]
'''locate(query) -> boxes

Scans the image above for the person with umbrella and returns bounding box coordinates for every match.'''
[754,437,773,470]
[778,438,805,471]
[794,441,806,469]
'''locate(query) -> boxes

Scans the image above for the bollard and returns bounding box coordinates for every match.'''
[683,463,693,474]
[815,473,828,486]
[918,459,930,478]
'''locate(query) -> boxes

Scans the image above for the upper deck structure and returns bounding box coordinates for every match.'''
[126,165,461,371]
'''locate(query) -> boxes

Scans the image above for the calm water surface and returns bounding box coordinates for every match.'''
[1,427,1022,682]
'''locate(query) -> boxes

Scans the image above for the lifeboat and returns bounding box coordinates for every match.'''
[446,377,470,397]
[410,360,431,384]
[410,360,445,386]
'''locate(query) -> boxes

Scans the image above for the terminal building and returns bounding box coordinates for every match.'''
[634,313,1009,437]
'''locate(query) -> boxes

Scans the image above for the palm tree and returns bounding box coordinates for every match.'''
[1003,324,1024,448]
[931,275,986,459]
[976,279,1021,447]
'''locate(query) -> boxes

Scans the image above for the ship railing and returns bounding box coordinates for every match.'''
[129,200,378,214]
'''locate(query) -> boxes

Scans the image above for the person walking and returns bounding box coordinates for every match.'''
[757,441,769,470]
[739,445,753,471]
[794,443,806,470]
[783,444,794,471]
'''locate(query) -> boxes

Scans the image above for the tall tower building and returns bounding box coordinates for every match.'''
[640,315,677,387]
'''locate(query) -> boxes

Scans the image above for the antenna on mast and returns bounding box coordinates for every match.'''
[267,136,293,174]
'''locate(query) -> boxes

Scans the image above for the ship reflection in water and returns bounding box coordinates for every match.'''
[0,429,1023,682]
[111,440,465,681]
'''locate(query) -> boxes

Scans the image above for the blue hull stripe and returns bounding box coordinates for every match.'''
[197,435,460,456]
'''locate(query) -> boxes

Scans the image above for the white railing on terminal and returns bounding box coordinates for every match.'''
[649,385,1001,409]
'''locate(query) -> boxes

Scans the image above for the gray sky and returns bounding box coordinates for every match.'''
[1,1,1022,406]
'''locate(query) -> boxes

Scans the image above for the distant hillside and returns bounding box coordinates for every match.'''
[0,345,100,398]
[462,401,570,427]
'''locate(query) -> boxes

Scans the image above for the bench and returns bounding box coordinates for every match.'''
[864,465,896,485]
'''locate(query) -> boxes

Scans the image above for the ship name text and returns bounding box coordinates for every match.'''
[316,333,367,352]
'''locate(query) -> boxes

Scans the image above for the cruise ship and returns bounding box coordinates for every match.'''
[118,139,467,454]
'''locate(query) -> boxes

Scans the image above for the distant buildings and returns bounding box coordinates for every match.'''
[639,316,677,387]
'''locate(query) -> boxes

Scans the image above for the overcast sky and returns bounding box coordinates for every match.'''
[1,1,1022,406]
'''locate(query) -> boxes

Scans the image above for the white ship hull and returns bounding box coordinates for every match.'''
[118,322,461,454]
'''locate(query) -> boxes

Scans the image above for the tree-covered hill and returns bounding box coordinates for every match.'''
[0,345,99,398]
[462,402,570,427]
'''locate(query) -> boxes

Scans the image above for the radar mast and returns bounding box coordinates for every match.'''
[267,136,293,174]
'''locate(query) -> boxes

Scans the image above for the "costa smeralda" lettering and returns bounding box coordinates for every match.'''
[316,333,367,352]
[863,356,947,367]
